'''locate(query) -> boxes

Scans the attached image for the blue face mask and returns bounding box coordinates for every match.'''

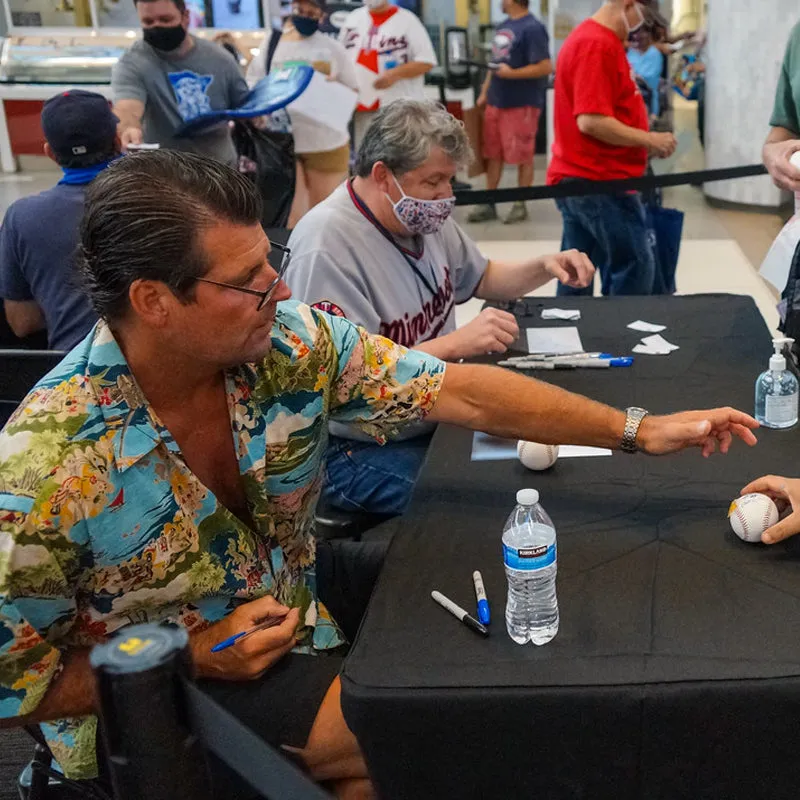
[291,15,319,36]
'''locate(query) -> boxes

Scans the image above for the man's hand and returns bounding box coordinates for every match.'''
[477,90,488,108]
[494,63,514,79]
[452,307,520,357]
[120,126,144,151]
[739,475,800,544]
[763,138,800,192]
[540,250,595,289]
[191,596,300,681]
[647,131,677,159]
[373,71,397,90]
[636,408,759,457]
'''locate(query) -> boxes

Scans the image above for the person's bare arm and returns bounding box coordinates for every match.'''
[494,59,552,80]
[763,126,800,192]
[474,251,594,300]
[374,61,432,89]
[415,307,519,361]
[4,299,45,338]
[0,649,95,728]
[113,99,145,149]
[428,363,759,457]
[576,114,675,157]
[477,73,491,106]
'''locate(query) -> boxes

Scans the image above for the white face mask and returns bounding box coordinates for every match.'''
[622,2,645,36]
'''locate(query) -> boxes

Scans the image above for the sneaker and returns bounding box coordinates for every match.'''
[503,201,529,225]
[467,204,498,223]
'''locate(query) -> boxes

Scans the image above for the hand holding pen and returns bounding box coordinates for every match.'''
[191,596,300,681]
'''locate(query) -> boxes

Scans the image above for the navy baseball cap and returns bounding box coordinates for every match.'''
[41,90,119,161]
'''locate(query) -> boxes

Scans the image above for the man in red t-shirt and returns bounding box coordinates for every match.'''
[547,0,676,296]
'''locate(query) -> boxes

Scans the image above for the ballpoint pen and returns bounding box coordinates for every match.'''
[210,614,287,653]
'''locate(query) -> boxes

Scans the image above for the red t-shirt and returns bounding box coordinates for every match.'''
[546,19,649,184]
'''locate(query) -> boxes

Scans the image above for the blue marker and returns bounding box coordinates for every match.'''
[473,570,491,625]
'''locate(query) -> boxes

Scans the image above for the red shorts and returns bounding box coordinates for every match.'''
[482,105,541,165]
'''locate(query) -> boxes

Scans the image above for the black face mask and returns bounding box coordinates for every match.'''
[143,24,187,52]
[291,14,319,36]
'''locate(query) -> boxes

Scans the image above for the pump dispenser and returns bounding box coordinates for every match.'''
[755,338,799,428]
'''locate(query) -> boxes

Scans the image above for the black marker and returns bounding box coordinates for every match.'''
[431,590,489,637]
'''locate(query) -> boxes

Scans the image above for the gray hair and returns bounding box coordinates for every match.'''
[354,99,472,178]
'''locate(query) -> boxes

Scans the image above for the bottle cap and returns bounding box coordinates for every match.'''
[516,488,540,506]
[770,337,794,372]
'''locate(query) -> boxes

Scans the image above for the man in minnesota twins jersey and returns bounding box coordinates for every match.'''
[112,0,249,165]
[287,100,596,515]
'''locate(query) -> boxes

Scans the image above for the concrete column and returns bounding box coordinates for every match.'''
[703,0,796,208]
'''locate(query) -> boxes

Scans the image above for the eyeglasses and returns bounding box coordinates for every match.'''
[194,241,291,311]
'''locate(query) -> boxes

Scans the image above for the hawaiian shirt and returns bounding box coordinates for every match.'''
[0,300,445,779]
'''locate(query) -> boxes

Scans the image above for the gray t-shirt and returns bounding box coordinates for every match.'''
[112,37,249,166]
[287,181,487,440]
[287,181,487,345]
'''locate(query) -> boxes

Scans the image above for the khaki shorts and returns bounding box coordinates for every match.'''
[297,143,350,173]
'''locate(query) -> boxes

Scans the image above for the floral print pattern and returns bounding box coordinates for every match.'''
[0,301,445,779]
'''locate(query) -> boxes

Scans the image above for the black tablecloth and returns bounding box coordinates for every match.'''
[341,295,800,800]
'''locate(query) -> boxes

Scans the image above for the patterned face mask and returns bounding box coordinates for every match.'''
[386,174,456,236]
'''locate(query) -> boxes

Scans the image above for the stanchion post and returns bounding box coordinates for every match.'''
[90,623,214,800]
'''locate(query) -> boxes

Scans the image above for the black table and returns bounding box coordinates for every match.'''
[341,295,800,800]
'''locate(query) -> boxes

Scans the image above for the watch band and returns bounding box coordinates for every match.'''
[621,407,649,453]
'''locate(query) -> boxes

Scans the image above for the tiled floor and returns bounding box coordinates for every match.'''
[453,97,786,335]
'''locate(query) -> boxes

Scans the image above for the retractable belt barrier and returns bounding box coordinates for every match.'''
[90,623,330,800]
[453,163,768,206]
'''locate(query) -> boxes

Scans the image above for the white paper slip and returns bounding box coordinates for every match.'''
[287,71,358,135]
[559,445,612,458]
[641,333,679,352]
[471,432,518,462]
[628,320,666,333]
[541,308,581,321]
[526,327,584,355]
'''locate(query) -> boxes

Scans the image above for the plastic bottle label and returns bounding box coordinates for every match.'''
[765,393,798,425]
[503,542,556,571]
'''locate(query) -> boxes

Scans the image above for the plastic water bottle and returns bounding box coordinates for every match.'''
[502,489,559,645]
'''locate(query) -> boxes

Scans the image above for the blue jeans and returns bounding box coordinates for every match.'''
[323,433,433,516]
[555,192,655,296]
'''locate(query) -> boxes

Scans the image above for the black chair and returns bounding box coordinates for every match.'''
[314,496,394,541]
[0,349,66,427]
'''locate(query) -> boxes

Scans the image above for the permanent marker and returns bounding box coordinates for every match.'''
[472,571,491,625]
[431,590,489,637]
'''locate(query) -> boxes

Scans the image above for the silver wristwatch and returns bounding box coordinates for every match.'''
[621,407,649,453]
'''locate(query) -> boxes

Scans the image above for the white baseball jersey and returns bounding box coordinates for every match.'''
[338,5,437,111]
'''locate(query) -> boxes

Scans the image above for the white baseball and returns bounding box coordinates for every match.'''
[517,440,559,471]
[728,493,779,543]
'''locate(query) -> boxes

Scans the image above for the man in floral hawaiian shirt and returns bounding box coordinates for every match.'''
[0,150,759,799]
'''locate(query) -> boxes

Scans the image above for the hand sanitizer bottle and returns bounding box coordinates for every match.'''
[755,338,799,429]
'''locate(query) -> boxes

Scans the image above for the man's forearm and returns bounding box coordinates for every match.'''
[388,61,432,81]
[474,259,551,301]
[1,649,95,728]
[415,332,462,362]
[504,60,552,80]
[765,125,799,146]
[577,114,650,148]
[428,363,626,448]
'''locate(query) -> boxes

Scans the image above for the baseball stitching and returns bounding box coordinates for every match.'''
[734,497,776,540]
[521,442,556,467]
